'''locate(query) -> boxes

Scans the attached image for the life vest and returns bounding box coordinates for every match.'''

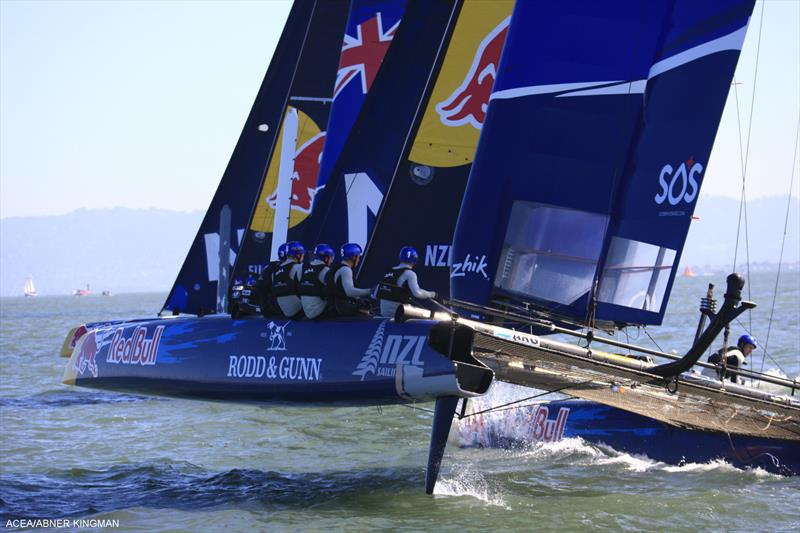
[375,267,411,303]
[325,263,348,300]
[707,347,745,382]
[299,263,327,297]
[272,263,299,297]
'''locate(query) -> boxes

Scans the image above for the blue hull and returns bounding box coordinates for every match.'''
[64,315,491,406]
[457,399,799,476]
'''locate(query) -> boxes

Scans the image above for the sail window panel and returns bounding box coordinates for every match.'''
[598,237,676,312]
[494,202,608,306]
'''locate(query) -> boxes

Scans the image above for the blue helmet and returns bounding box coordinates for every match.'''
[399,246,418,264]
[341,243,363,260]
[277,243,288,261]
[738,334,757,349]
[287,241,305,259]
[314,243,335,261]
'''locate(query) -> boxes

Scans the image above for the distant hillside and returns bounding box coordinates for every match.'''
[683,195,799,271]
[0,197,796,296]
[0,208,203,297]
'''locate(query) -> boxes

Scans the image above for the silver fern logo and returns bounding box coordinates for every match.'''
[353,320,387,381]
[352,321,427,380]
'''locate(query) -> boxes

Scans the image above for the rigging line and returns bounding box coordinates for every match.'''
[741,1,766,327]
[643,329,664,353]
[732,316,787,375]
[760,115,800,373]
[459,380,597,419]
[732,0,765,276]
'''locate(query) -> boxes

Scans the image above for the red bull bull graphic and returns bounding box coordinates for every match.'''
[334,13,400,98]
[267,131,327,214]
[250,107,324,232]
[436,17,510,130]
[73,330,99,378]
[106,325,164,366]
[407,1,514,168]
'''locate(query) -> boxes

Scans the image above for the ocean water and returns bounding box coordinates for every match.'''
[1,272,798,532]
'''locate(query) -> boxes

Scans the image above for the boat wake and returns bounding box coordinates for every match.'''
[0,390,149,409]
[0,462,424,521]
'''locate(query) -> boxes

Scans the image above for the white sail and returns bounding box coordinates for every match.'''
[24,276,37,297]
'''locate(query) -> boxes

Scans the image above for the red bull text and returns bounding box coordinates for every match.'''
[106,326,164,366]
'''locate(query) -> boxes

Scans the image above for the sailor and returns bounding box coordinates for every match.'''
[299,243,335,319]
[704,334,757,384]
[325,243,372,317]
[376,246,437,318]
[272,241,305,319]
[254,242,287,317]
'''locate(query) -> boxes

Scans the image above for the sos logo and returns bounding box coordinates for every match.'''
[655,157,703,206]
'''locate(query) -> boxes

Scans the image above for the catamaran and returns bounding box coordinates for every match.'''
[60,0,798,492]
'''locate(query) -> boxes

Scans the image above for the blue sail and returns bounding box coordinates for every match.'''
[225,0,350,291]
[451,0,755,325]
[316,0,408,192]
[293,0,461,251]
[356,1,514,296]
[161,0,316,316]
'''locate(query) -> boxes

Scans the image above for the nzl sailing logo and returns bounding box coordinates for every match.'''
[655,157,703,206]
[262,321,290,351]
[352,321,426,380]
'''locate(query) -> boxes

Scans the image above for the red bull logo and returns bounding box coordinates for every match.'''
[531,406,570,442]
[106,325,164,366]
[267,132,326,214]
[436,17,510,130]
[73,330,99,378]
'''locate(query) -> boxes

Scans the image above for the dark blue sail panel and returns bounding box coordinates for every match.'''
[316,0,408,192]
[451,0,754,325]
[227,1,350,287]
[294,0,461,251]
[161,0,313,317]
[595,0,755,324]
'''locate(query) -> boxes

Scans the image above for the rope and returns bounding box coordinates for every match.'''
[644,329,664,353]
[458,380,596,419]
[732,0,766,330]
[733,316,788,375]
[759,114,800,373]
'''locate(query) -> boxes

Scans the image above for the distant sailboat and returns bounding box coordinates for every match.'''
[683,266,697,277]
[73,284,91,297]
[23,276,37,297]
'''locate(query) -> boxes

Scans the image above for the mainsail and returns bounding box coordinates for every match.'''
[356,0,514,294]
[229,0,350,285]
[316,0,409,193]
[293,0,462,251]
[451,0,757,326]
[161,0,317,316]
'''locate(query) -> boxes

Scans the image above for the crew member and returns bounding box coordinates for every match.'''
[704,334,757,384]
[272,241,305,319]
[254,242,287,317]
[325,243,372,317]
[376,246,437,317]
[299,243,335,319]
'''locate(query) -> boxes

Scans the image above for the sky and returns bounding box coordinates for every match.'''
[0,0,798,219]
